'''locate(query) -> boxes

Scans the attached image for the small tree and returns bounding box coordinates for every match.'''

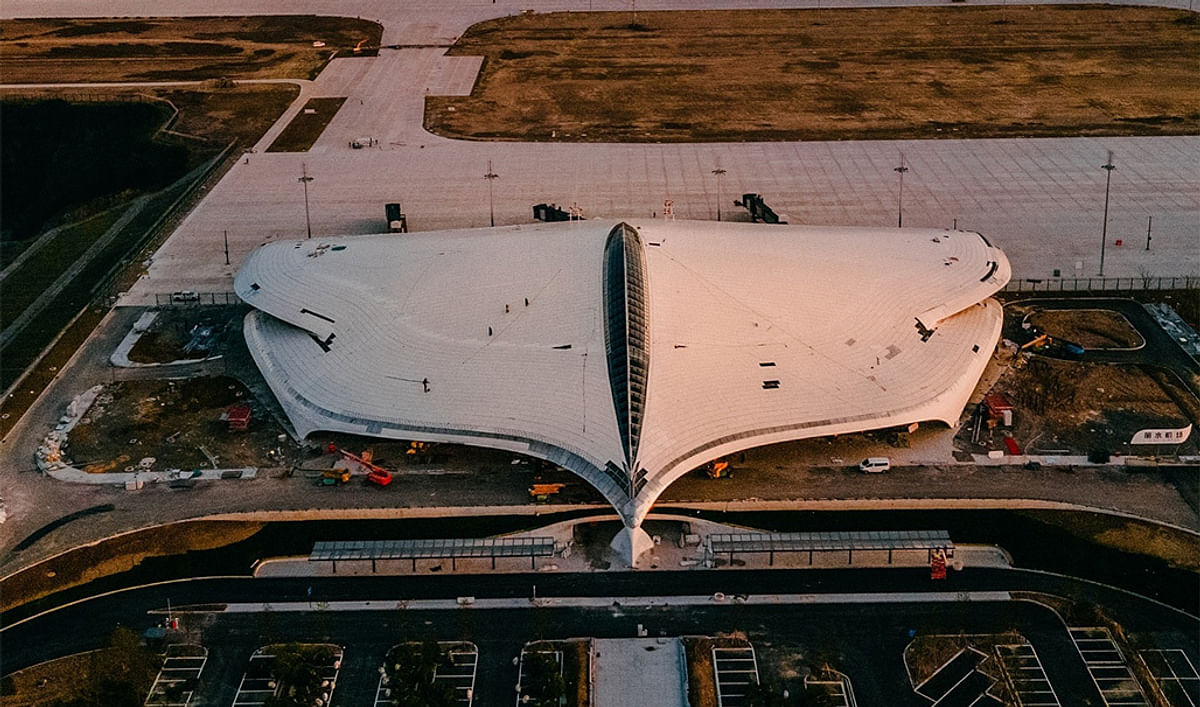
[385,641,456,707]
[264,644,334,707]
[522,651,566,707]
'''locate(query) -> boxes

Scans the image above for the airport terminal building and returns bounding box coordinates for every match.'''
[235,219,1010,563]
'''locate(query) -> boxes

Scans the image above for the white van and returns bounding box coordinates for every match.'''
[858,457,891,473]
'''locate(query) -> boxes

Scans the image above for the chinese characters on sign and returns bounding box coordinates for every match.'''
[1129,424,1192,445]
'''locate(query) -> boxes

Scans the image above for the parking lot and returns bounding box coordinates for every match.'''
[144,644,207,707]
[1069,628,1150,707]
[231,644,342,707]
[1141,649,1199,707]
[374,641,477,707]
[711,645,759,707]
[995,643,1061,707]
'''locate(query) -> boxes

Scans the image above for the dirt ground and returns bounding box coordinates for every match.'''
[429,5,1199,142]
[903,632,1022,702]
[962,355,1196,457]
[1027,309,1144,349]
[1,16,382,83]
[67,376,287,472]
[129,308,240,364]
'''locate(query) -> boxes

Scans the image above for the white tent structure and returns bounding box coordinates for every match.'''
[235,219,1010,564]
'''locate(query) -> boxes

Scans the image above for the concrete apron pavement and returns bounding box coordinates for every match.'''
[96,3,1197,305]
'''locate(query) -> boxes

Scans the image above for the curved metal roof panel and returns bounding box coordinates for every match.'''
[236,219,1009,525]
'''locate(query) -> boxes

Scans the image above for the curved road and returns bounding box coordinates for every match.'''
[1015,297,1200,378]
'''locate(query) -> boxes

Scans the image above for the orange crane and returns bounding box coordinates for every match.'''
[336,447,393,486]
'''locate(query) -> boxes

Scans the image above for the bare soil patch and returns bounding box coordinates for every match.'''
[2,16,383,83]
[128,308,237,363]
[429,5,1200,142]
[903,632,1022,704]
[267,96,348,152]
[966,355,1196,457]
[67,376,285,472]
[1028,309,1144,349]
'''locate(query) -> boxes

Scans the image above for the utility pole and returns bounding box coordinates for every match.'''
[711,168,726,221]
[1145,215,1152,251]
[894,152,908,228]
[1099,151,1115,276]
[484,160,499,227]
[223,230,230,265]
[298,163,314,239]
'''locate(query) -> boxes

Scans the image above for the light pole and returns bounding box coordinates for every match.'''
[711,168,726,221]
[893,152,908,228]
[298,163,314,239]
[1099,151,1115,276]
[223,230,230,265]
[484,160,499,227]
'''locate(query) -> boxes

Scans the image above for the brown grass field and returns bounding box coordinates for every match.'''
[268,96,348,152]
[428,5,1200,142]
[1,15,382,83]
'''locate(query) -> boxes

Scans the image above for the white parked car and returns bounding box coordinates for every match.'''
[858,457,891,473]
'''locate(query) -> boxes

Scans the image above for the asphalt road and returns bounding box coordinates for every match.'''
[4,566,1196,705]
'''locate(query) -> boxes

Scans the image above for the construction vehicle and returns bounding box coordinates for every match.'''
[385,203,408,233]
[529,483,565,501]
[320,468,351,485]
[1019,333,1050,351]
[705,458,732,479]
[405,441,440,464]
[336,447,393,486]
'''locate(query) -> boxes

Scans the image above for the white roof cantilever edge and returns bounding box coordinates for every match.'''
[235,219,1010,564]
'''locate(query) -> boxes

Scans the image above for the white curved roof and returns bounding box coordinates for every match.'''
[236,219,1009,525]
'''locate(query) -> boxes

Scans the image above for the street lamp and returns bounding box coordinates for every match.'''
[484,160,499,227]
[298,163,314,239]
[893,152,908,228]
[711,167,727,221]
[1099,151,1116,277]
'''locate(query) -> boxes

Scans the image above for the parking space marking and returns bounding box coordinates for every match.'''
[144,644,207,707]
[436,644,479,704]
[1069,628,1149,707]
[376,642,478,706]
[995,643,1060,707]
[232,646,342,707]
[713,646,759,707]
[1141,649,1199,707]
[515,648,564,707]
[914,647,987,702]
[804,669,857,707]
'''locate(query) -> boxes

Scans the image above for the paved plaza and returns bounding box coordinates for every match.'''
[4,0,1196,303]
